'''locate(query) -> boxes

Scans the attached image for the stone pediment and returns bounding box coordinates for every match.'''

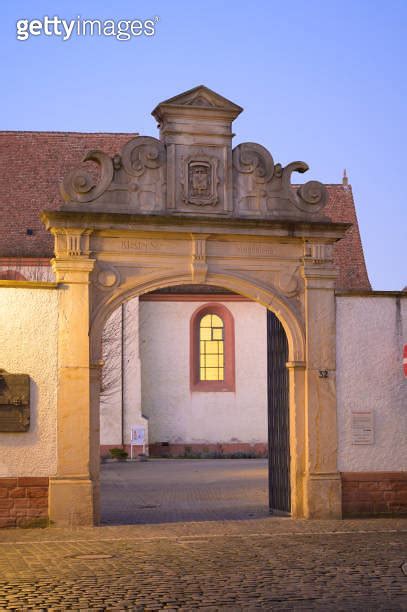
[151,85,243,120]
[60,86,329,221]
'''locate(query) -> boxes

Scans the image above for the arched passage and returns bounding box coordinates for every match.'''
[44,214,344,526]
[90,273,305,365]
[88,273,306,523]
[43,84,347,525]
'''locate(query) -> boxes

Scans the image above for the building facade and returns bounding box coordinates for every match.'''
[0,86,405,526]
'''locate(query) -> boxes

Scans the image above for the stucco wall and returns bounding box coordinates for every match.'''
[100,299,147,446]
[100,307,122,445]
[336,295,407,471]
[139,301,268,445]
[0,287,58,476]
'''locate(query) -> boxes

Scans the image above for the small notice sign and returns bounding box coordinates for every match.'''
[130,426,147,459]
[351,411,374,445]
[131,427,145,445]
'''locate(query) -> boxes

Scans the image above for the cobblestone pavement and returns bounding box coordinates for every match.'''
[0,517,406,610]
[100,459,270,524]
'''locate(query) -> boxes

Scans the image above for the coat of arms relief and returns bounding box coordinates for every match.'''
[181,156,220,207]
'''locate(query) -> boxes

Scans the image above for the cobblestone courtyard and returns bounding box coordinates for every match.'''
[0,460,406,609]
[100,459,270,524]
[0,517,406,610]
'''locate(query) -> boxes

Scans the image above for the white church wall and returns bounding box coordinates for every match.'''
[139,300,268,449]
[336,294,407,472]
[0,287,58,476]
[100,307,122,445]
[100,298,147,450]
[122,299,148,446]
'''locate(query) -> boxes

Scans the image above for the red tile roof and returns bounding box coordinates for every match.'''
[322,182,371,290]
[0,132,370,290]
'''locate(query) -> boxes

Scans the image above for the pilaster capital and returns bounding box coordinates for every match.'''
[307,472,341,481]
[90,359,105,369]
[301,263,338,289]
[285,360,306,370]
[51,227,93,258]
[51,257,96,283]
[301,240,338,287]
[90,360,104,382]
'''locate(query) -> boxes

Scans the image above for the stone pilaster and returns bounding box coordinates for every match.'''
[286,360,306,518]
[301,246,342,519]
[49,255,96,527]
[89,360,103,525]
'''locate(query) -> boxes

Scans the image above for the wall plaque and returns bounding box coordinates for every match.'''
[0,369,30,432]
[351,411,374,445]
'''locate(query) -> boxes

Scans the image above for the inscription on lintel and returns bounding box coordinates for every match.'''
[121,239,162,251]
[237,244,275,257]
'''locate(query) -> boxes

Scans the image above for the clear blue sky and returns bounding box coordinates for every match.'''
[1,0,406,290]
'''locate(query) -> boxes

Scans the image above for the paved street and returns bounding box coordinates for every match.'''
[0,461,406,609]
[0,517,406,609]
[101,459,270,524]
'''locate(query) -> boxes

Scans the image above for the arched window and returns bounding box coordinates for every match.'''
[190,303,235,392]
[199,313,224,381]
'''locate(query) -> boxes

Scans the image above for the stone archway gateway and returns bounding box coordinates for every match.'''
[41,86,349,526]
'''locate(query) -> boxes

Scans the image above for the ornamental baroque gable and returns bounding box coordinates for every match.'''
[60,86,328,221]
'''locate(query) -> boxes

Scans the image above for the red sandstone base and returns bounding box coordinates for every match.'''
[341,472,407,517]
[0,477,49,528]
[100,442,268,459]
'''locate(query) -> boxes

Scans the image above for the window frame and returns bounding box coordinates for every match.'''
[190,303,235,392]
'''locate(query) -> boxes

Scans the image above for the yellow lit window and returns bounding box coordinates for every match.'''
[199,314,224,381]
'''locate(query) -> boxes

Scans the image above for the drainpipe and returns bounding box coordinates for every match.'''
[121,303,125,448]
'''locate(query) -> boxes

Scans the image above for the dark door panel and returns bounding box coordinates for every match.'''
[267,310,290,513]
